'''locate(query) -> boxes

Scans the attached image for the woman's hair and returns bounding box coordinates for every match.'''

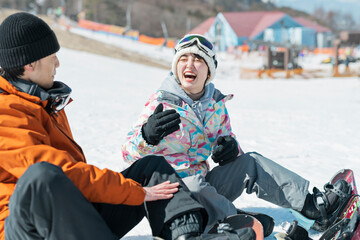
[193,53,204,61]
[193,53,211,77]
[0,66,25,80]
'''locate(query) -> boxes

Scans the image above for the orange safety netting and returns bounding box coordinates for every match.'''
[78,19,111,32]
[77,19,139,37]
[77,20,176,47]
[313,48,334,55]
[138,35,175,48]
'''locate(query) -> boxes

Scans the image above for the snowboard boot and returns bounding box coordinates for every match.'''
[236,209,274,237]
[300,179,352,231]
[159,211,256,240]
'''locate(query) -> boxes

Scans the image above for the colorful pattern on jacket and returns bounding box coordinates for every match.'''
[122,89,243,178]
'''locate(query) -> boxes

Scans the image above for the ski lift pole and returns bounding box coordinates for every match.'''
[161,20,168,47]
[126,3,132,31]
[333,39,341,77]
[284,47,290,78]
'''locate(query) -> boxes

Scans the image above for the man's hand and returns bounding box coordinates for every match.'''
[142,104,181,145]
[144,181,179,202]
[211,135,239,166]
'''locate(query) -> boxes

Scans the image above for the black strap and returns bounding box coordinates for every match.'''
[313,187,329,225]
[324,182,351,199]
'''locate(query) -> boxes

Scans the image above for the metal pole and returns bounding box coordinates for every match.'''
[126,3,132,30]
[333,39,340,77]
[284,47,290,78]
[161,20,168,47]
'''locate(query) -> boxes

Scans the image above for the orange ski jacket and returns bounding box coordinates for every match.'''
[0,76,145,240]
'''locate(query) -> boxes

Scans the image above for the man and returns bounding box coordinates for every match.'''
[0,12,254,240]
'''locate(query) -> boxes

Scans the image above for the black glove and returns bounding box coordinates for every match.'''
[211,135,239,166]
[142,103,181,145]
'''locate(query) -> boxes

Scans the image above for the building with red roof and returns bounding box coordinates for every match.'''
[293,17,331,33]
[293,17,333,48]
[189,17,216,35]
[188,11,333,51]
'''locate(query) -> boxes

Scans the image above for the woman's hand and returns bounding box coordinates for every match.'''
[142,103,181,145]
[144,181,179,202]
[211,135,239,166]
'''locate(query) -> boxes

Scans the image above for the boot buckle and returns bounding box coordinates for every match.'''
[217,223,232,233]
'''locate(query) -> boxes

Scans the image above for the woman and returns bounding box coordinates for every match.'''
[122,34,349,235]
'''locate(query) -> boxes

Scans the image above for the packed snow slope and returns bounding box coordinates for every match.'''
[56,43,360,239]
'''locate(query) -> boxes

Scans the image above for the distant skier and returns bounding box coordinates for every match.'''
[0,13,255,240]
[122,34,351,236]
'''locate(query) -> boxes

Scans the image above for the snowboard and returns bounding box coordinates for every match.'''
[288,169,360,240]
[279,196,360,240]
[319,206,359,240]
[331,169,358,195]
[352,222,360,240]
[208,214,264,240]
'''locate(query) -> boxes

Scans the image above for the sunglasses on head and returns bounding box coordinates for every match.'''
[175,35,215,58]
[49,93,71,113]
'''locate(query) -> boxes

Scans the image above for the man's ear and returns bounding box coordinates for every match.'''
[24,63,35,72]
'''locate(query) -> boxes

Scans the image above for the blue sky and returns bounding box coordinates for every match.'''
[273,0,360,23]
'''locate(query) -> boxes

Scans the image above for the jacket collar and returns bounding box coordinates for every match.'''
[0,76,46,105]
[0,76,72,113]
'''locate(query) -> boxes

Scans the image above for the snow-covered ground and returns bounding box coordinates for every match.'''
[56,31,360,239]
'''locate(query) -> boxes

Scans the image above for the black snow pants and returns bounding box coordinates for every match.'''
[4,156,203,240]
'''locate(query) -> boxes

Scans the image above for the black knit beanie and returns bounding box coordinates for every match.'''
[0,12,60,69]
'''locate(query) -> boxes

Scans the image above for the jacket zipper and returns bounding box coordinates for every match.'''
[51,113,85,156]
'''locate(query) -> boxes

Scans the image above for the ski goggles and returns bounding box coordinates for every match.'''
[47,81,72,113]
[175,34,215,58]
[49,92,71,113]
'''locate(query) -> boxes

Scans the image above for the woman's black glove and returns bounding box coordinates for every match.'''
[142,103,181,145]
[211,135,239,166]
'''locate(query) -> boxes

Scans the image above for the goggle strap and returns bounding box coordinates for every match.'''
[178,35,214,49]
[175,39,215,58]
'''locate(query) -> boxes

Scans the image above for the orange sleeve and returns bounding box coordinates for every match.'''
[0,97,145,206]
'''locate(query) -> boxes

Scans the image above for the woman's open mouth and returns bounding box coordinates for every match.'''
[183,72,196,82]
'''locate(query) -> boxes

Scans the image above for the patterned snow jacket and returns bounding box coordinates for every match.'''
[122,74,243,178]
[0,76,145,240]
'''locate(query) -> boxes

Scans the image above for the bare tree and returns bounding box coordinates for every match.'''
[312,7,357,32]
